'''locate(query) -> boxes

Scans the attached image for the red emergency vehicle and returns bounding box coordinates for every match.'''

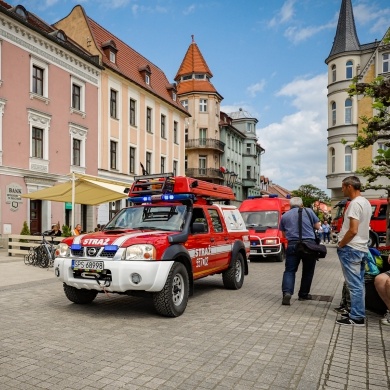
[332,198,386,246]
[54,174,250,317]
[239,195,290,262]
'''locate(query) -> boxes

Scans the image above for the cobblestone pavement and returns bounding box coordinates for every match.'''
[0,247,389,390]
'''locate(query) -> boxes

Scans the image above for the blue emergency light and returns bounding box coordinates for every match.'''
[129,193,195,203]
[104,245,118,252]
[70,243,82,250]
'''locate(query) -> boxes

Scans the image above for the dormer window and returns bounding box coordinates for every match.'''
[139,65,152,86]
[172,92,176,101]
[167,83,177,101]
[49,30,67,43]
[102,40,118,64]
[11,5,28,20]
[145,74,150,85]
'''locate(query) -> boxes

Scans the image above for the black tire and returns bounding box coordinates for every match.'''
[39,251,50,268]
[63,284,98,304]
[368,232,378,248]
[153,262,189,317]
[222,253,245,290]
[275,246,285,262]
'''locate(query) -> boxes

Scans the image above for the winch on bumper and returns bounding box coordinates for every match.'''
[54,257,174,292]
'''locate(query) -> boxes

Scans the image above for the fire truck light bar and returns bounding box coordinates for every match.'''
[129,194,195,203]
[248,194,279,199]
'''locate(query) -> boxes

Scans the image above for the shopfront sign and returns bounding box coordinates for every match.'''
[6,183,23,212]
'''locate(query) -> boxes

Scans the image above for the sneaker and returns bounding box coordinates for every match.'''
[381,310,390,325]
[333,306,349,315]
[282,293,291,306]
[336,317,365,327]
[298,294,312,301]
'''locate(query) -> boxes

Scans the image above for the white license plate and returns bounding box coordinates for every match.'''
[72,260,104,272]
[250,250,257,254]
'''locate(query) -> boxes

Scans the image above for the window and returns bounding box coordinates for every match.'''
[72,84,81,111]
[181,100,188,110]
[208,209,223,233]
[145,74,150,85]
[146,152,151,174]
[199,128,207,145]
[185,128,188,143]
[129,99,136,126]
[331,102,336,126]
[331,148,335,173]
[246,143,251,154]
[146,107,152,133]
[378,142,389,151]
[129,147,136,174]
[32,65,44,96]
[161,114,166,138]
[110,89,117,118]
[173,121,178,143]
[199,99,207,112]
[173,160,178,176]
[185,155,188,170]
[195,74,204,79]
[345,99,352,124]
[331,64,336,82]
[246,166,251,179]
[182,75,192,81]
[109,51,116,63]
[73,139,81,166]
[246,123,253,133]
[32,127,43,158]
[383,53,389,73]
[346,60,353,79]
[110,141,117,170]
[172,92,176,101]
[199,156,206,175]
[345,145,352,172]
[161,156,166,173]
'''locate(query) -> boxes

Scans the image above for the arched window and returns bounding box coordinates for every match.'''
[345,99,352,124]
[331,65,336,82]
[345,145,352,172]
[330,148,335,173]
[331,102,336,126]
[346,60,353,79]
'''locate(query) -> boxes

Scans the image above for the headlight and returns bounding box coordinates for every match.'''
[123,245,156,260]
[263,239,278,245]
[56,243,70,257]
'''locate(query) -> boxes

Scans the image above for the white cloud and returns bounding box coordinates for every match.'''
[257,73,329,192]
[268,0,296,28]
[183,5,196,16]
[284,19,336,44]
[247,80,266,98]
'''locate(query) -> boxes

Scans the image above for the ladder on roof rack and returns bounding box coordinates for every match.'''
[131,173,175,196]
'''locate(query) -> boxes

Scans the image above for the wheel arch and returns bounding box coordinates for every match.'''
[162,245,194,296]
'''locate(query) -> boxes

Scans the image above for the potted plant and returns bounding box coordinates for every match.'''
[20,221,31,251]
[61,224,72,237]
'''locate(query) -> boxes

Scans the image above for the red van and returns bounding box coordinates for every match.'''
[239,195,290,262]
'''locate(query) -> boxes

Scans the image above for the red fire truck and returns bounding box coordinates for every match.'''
[54,174,250,317]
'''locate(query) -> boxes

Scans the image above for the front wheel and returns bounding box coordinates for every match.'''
[63,284,98,304]
[222,253,245,290]
[153,262,189,317]
[275,246,285,262]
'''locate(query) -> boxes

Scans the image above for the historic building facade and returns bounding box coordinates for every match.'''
[326,0,390,205]
[0,3,100,235]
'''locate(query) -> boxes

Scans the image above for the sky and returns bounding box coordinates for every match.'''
[10,0,390,193]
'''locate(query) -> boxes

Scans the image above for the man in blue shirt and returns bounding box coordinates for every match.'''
[280,197,321,305]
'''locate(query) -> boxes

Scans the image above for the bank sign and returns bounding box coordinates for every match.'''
[6,183,23,212]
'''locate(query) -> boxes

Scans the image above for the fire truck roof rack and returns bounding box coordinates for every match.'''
[128,173,235,202]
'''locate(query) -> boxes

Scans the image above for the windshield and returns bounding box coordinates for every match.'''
[241,211,279,228]
[104,205,187,232]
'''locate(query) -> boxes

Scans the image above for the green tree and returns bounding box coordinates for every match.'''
[291,184,330,211]
[20,220,30,244]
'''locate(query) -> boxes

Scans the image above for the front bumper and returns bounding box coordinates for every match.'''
[53,257,174,293]
[249,235,282,257]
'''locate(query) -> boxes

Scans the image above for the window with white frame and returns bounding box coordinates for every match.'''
[71,77,85,113]
[145,74,150,85]
[110,140,117,170]
[184,155,188,170]
[129,98,136,126]
[161,114,166,138]
[181,99,188,110]
[129,146,136,174]
[246,166,252,179]
[30,57,49,100]
[110,89,117,119]
[331,102,336,126]
[199,156,206,175]
[146,107,152,133]
[332,64,336,82]
[69,123,87,169]
[173,121,178,144]
[109,51,116,63]
[32,127,43,158]
[246,143,251,154]
[199,128,207,145]
[346,60,353,79]
[185,128,188,143]
[345,99,352,124]
[345,145,352,172]
[383,53,389,73]
[28,109,51,162]
[330,148,335,173]
[199,99,207,112]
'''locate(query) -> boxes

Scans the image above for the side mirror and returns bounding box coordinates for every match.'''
[191,222,206,234]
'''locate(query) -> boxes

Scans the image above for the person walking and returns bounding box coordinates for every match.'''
[322,220,331,244]
[280,197,321,306]
[336,176,371,327]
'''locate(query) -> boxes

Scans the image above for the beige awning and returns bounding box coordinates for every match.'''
[22,173,130,206]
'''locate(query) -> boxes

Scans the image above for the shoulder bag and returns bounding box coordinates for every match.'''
[295,208,327,259]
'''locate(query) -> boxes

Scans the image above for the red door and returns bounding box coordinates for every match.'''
[30,200,41,234]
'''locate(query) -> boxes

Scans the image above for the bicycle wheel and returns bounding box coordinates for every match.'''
[24,249,34,265]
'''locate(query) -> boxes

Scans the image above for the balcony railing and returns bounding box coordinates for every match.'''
[185,168,224,180]
[185,138,225,152]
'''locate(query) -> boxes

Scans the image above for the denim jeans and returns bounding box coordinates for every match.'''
[337,245,366,320]
[282,243,317,297]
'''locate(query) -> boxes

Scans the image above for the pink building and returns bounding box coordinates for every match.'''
[0,3,101,236]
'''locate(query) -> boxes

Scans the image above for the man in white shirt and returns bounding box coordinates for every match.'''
[336,176,371,327]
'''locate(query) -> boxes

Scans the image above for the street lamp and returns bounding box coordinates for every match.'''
[220,167,238,188]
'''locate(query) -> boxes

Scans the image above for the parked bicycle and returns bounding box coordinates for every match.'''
[24,234,57,268]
